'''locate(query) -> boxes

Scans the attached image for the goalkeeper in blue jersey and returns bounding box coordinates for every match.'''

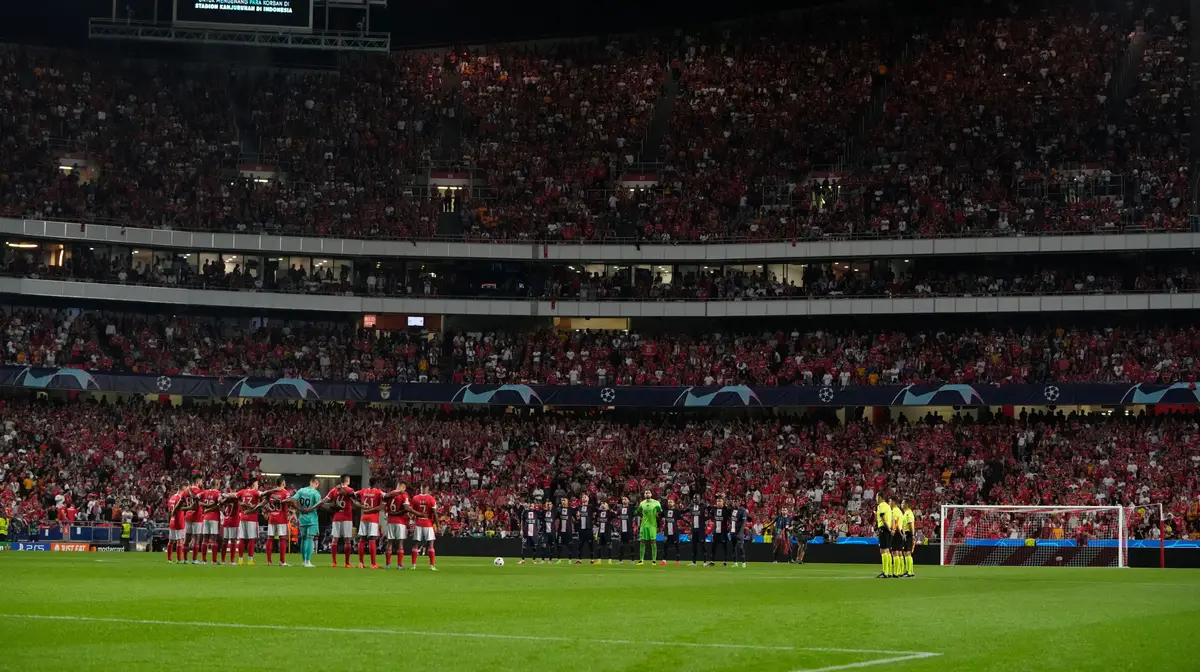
[290,477,323,568]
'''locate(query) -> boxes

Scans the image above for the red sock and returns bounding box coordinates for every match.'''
[266,538,274,564]
[247,538,255,559]
[429,548,435,567]
[369,540,377,566]
[411,548,418,567]
[177,543,185,562]
[190,542,197,562]
[332,540,339,565]
[278,541,286,565]
[220,541,226,563]
[343,541,351,565]
[236,539,244,560]
[166,541,174,562]
[358,539,365,565]
[396,547,404,567]
[385,548,392,566]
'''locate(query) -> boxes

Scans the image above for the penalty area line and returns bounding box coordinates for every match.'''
[0,614,942,663]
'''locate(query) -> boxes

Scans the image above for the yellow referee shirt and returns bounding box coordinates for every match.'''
[876,501,892,530]
[891,505,904,533]
[903,507,915,535]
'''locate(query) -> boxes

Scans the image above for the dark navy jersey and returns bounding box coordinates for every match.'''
[689,502,704,530]
[557,506,573,533]
[523,509,538,537]
[597,509,611,535]
[731,507,749,537]
[618,505,633,534]
[664,508,681,537]
[710,506,730,534]
[541,509,555,534]
[577,504,593,531]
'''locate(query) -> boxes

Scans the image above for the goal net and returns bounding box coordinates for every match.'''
[940,505,1129,568]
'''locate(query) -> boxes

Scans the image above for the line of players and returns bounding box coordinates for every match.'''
[164,475,440,570]
[875,494,917,578]
[518,490,756,566]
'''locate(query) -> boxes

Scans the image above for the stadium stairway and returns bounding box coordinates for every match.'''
[1107,20,1149,118]
[229,69,262,157]
[635,66,680,164]
[436,59,463,163]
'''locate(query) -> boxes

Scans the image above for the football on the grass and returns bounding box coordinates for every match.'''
[494,557,505,566]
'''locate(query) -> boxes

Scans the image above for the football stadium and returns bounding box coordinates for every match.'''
[1,0,1200,669]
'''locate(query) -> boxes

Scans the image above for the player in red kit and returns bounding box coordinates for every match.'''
[410,484,438,571]
[355,477,385,569]
[184,477,205,564]
[235,479,275,566]
[382,480,411,570]
[197,481,223,564]
[319,474,360,568]
[263,478,294,567]
[166,483,189,564]
[215,490,241,565]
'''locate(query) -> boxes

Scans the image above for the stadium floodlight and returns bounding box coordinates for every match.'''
[940,505,1134,568]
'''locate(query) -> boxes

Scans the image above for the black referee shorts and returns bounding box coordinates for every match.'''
[878,527,891,550]
[890,531,906,553]
[904,532,914,552]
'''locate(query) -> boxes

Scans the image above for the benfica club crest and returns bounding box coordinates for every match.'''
[379,384,392,400]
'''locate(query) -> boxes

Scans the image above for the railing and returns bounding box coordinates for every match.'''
[3,210,1189,246]
[3,270,1197,303]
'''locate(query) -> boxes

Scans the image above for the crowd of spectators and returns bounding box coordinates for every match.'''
[4,307,1200,387]
[3,400,1197,541]
[0,2,1189,243]
[0,398,261,530]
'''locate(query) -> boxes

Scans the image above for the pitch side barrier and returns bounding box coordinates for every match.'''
[3,366,1200,408]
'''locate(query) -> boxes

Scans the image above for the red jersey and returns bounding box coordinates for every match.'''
[219,496,240,528]
[385,490,410,525]
[186,486,204,523]
[411,493,436,528]
[237,488,263,523]
[167,493,186,531]
[357,488,383,524]
[265,490,291,525]
[199,489,222,522]
[329,486,355,522]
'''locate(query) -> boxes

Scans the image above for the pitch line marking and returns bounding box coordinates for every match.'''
[792,652,941,672]
[1,614,942,663]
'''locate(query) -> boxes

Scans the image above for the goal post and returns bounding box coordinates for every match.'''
[939,505,1130,568]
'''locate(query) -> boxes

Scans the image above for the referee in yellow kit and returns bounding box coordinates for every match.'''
[876,493,893,578]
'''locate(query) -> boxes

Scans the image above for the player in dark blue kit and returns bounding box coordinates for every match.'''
[519,501,539,565]
[554,496,575,564]
[731,498,750,568]
[539,500,555,564]
[597,501,615,563]
[575,494,597,564]
[708,495,732,567]
[661,495,683,565]
[688,494,707,566]
[615,496,635,564]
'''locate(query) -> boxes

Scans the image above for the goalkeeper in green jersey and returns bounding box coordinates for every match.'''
[635,489,662,566]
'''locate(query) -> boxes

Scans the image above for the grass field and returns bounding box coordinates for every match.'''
[2,553,1199,671]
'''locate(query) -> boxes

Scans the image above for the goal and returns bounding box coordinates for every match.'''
[940,505,1129,568]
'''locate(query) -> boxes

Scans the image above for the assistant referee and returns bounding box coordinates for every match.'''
[876,493,893,578]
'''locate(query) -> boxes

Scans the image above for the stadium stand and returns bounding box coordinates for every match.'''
[0,400,1193,540]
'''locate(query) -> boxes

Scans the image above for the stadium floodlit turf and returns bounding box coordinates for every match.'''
[1,554,1198,671]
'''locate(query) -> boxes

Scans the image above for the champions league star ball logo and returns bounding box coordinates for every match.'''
[600,388,616,403]
[817,387,836,403]
[1043,386,1060,402]
[156,376,173,392]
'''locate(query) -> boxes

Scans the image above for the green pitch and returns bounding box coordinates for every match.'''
[1,554,1198,671]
